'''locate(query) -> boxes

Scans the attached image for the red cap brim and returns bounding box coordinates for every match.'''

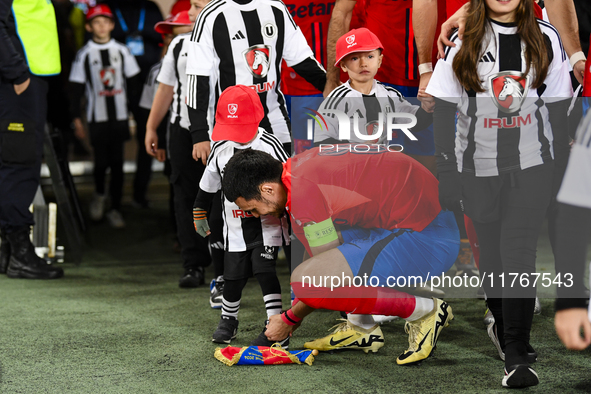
[211,124,259,143]
[334,45,383,67]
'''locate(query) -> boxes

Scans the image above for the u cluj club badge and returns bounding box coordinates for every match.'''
[243,45,272,79]
[488,71,531,113]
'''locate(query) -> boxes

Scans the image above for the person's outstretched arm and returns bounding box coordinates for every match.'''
[324,0,357,97]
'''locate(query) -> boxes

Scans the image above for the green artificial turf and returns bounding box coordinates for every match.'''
[0,173,590,393]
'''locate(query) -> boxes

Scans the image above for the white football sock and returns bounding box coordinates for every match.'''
[406,297,435,322]
[347,314,376,330]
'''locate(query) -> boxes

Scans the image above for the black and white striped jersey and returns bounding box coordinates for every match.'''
[314,80,419,145]
[69,39,140,123]
[139,61,161,110]
[199,129,290,251]
[158,33,215,131]
[557,109,591,209]
[427,19,573,176]
[186,0,323,144]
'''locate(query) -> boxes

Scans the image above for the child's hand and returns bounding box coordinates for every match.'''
[145,129,159,158]
[418,91,435,113]
[193,208,211,237]
[155,149,166,162]
[192,141,211,165]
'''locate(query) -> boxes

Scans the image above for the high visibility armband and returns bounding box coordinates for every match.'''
[303,218,338,248]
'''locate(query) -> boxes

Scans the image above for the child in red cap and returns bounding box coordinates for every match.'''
[69,4,141,228]
[313,28,434,149]
[192,85,290,347]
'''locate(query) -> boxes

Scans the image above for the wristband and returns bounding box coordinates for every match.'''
[569,51,586,69]
[418,63,433,75]
[303,218,338,248]
[193,208,207,220]
[281,309,303,326]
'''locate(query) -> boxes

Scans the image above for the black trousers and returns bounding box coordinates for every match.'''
[463,162,553,365]
[169,122,211,270]
[0,76,47,233]
[209,191,225,277]
[89,121,128,210]
[132,107,153,204]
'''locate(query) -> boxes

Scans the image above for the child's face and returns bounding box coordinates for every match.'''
[189,0,210,22]
[86,16,114,41]
[340,49,383,84]
[485,0,520,23]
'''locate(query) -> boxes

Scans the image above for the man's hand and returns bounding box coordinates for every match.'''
[193,208,211,237]
[573,60,585,86]
[14,78,30,95]
[555,308,591,350]
[265,313,295,341]
[419,71,433,93]
[418,72,435,113]
[437,3,469,59]
[192,141,210,165]
[419,94,435,113]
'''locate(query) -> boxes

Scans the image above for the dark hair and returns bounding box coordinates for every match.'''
[453,0,549,92]
[222,149,284,203]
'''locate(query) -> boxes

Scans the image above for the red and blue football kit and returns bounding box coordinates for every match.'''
[283,147,459,284]
[281,0,366,96]
[365,0,446,87]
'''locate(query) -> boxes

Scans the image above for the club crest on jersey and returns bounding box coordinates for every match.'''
[364,121,381,143]
[262,22,277,39]
[243,45,271,79]
[488,71,530,113]
[100,67,116,89]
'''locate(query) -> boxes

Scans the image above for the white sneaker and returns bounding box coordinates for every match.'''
[89,193,106,221]
[533,297,541,315]
[105,209,125,228]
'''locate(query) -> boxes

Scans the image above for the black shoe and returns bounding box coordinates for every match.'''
[0,229,10,274]
[179,267,205,288]
[502,364,539,388]
[6,227,64,279]
[212,316,239,344]
[249,320,290,349]
[487,322,537,363]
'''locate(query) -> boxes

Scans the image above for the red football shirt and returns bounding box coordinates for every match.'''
[283,147,441,248]
[364,0,447,87]
[281,0,366,96]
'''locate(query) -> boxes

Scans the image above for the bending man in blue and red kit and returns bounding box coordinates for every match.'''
[222,146,460,365]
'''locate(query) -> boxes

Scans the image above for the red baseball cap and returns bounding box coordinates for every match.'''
[212,85,264,143]
[170,0,191,17]
[334,28,384,66]
[154,11,192,34]
[86,4,113,21]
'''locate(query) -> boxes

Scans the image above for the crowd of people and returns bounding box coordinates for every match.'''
[0,0,590,389]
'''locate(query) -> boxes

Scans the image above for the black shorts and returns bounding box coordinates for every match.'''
[223,246,278,280]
